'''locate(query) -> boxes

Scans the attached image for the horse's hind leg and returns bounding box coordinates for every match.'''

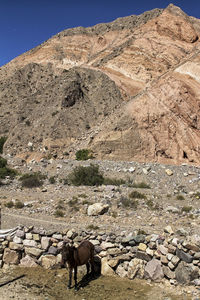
[74,266,78,291]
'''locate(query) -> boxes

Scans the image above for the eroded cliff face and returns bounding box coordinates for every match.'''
[0,4,200,164]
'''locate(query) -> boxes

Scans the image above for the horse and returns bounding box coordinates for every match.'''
[61,240,95,290]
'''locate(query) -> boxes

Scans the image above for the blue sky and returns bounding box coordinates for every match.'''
[0,0,199,67]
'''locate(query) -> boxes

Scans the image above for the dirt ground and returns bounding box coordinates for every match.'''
[0,266,198,300]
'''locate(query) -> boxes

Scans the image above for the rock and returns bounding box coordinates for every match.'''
[163,266,175,279]
[166,206,179,213]
[101,257,115,276]
[146,248,154,257]
[136,251,151,262]
[161,255,168,264]
[182,241,200,252]
[20,255,38,267]
[176,248,193,263]
[165,169,173,176]
[66,230,78,239]
[25,247,43,258]
[138,243,147,251]
[175,261,199,284]
[192,279,200,286]
[129,167,135,173]
[41,237,51,250]
[13,236,22,244]
[128,258,145,279]
[16,230,25,239]
[158,245,168,255]
[23,239,38,248]
[40,255,58,269]
[164,226,174,235]
[48,246,58,255]
[52,234,63,240]
[32,234,40,241]
[9,242,23,251]
[144,259,164,281]
[101,242,115,250]
[171,255,180,267]
[87,203,109,216]
[116,264,128,278]
[3,248,20,265]
[26,233,33,240]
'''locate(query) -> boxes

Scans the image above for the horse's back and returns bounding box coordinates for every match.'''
[77,240,94,265]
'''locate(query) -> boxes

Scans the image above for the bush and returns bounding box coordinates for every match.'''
[129,191,146,199]
[75,149,93,161]
[176,194,185,200]
[0,157,7,168]
[0,157,18,179]
[5,201,14,208]
[54,209,64,217]
[49,176,56,184]
[0,136,7,154]
[181,206,192,213]
[119,196,138,209]
[68,164,104,186]
[131,182,151,189]
[104,177,126,186]
[20,172,46,188]
[14,201,24,209]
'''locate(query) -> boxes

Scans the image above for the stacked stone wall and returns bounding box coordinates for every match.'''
[0,226,200,286]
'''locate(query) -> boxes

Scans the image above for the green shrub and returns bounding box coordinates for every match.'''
[0,157,7,168]
[176,194,185,200]
[87,224,99,230]
[129,191,146,199]
[68,164,104,186]
[49,176,56,184]
[131,182,151,189]
[104,177,126,186]
[14,201,24,209]
[5,201,14,208]
[0,137,7,154]
[20,172,46,188]
[54,209,64,217]
[181,206,192,213]
[75,149,93,161]
[0,158,18,179]
[119,196,138,209]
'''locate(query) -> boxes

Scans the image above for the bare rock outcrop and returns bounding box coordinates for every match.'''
[0,4,200,165]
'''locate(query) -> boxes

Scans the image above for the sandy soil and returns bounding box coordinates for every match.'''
[0,266,196,300]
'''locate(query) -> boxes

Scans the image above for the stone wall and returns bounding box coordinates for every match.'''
[0,226,200,286]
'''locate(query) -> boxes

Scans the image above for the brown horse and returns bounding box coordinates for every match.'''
[61,240,95,290]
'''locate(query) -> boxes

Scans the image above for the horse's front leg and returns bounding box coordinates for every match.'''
[68,267,72,289]
[74,266,78,291]
[86,262,90,275]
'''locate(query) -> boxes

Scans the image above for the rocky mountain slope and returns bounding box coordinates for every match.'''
[0,4,200,165]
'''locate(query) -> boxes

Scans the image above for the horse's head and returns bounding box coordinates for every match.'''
[61,242,75,265]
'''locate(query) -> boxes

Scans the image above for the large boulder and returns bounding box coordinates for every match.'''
[20,255,38,267]
[144,259,164,281]
[87,203,109,216]
[175,261,199,284]
[101,257,115,276]
[128,258,145,279]
[3,248,21,265]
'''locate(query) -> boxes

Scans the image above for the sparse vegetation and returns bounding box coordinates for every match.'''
[119,196,139,209]
[20,172,46,188]
[181,206,192,213]
[87,224,99,230]
[49,176,56,184]
[0,136,7,154]
[0,157,17,179]
[14,201,24,209]
[129,191,146,199]
[68,164,104,186]
[176,194,185,200]
[104,177,126,186]
[131,182,151,189]
[5,201,14,208]
[75,149,94,161]
[54,209,64,217]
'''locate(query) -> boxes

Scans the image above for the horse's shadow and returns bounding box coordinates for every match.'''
[76,256,101,290]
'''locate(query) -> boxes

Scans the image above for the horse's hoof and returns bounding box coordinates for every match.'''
[67,286,71,290]
[74,287,78,292]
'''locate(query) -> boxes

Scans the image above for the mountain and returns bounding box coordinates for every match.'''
[0,4,200,165]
